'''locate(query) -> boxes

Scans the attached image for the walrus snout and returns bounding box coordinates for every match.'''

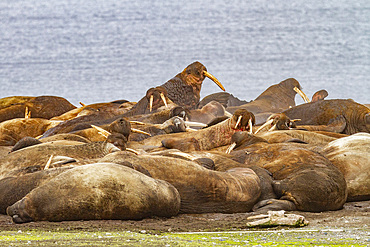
[7,198,33,224]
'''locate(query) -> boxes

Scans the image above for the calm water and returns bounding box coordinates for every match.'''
[1,0,369,106]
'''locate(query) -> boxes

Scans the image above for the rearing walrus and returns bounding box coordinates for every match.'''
[160,61,225,109]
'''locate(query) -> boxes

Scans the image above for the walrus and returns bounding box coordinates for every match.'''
[99,151,261,214]
[123,86,173,117]
[321,133,370,201]
[0,96,76,123]
[0,167,71,214]
[128,109,254,152]
[0,141,120,179]
[225,131,347,212]
[51,100,134,121]
[6,163,180,223]
[283,99,370,135]
[226,78,309,114]
[160,61,225,109]
[0,118,61,146]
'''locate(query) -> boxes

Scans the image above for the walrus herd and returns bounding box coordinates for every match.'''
[1,61,369,224]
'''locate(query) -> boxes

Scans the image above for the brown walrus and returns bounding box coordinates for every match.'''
[128,109,254,152]
[0,167,71,214]
[99,151,261,214]
[0,118,60,146]
[0,141,120,179]
[283,99,370,135]
[321,133,370,202]
[6,163,180,223]
[0,96,76,123]
[226,78,309,114]
[225,131,347,212]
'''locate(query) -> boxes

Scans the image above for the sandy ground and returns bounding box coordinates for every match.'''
[0,200,369,246]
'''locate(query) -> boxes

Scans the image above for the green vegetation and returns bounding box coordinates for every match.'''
[0,228,368,246]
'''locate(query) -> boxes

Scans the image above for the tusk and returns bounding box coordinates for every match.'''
[184,121,208,128]
[131,128,151,136]
[79,102,86,107]
[91,125,111,138]
[248,118,253,134]
[291,119,301,122]
[234,115,242,129]
[25,107,31,119]
[186,127,198,132]
[203,71,225,91]
[293,87,310,103]
[149,95,153,112]
[126,148,139,155]
[44,155,54,170]
[226,142,237,154]
[129,120,146,125]
[268,124,278,132]
[254,119,274,134]
[168,151,197,161]
[160,93,168,108]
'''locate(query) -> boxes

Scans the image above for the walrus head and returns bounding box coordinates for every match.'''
[146,86,170,112]
[179,61,225,93]
[230,109,255,133]
[255,113,298,134]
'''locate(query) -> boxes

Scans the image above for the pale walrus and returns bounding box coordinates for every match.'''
[321,133,370,201]
[6,163,180,223]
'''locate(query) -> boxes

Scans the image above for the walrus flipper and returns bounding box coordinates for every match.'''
[252,199,297,213]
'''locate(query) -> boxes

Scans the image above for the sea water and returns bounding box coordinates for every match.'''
[1,0,369,106]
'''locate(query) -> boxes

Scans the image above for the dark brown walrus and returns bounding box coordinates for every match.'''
[99,151,261,214]
[283,99,370,135]
[160,61,225,109]
[226,132,347,212]
[6,163,180,223]
[0,96,76,123]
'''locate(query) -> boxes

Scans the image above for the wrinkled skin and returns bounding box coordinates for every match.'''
[6,163,180,223]
[226,78,303,114]
[0,96,76,123]
[283,99,370,135]
[226,132,347,212]
[99,151,261,214]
